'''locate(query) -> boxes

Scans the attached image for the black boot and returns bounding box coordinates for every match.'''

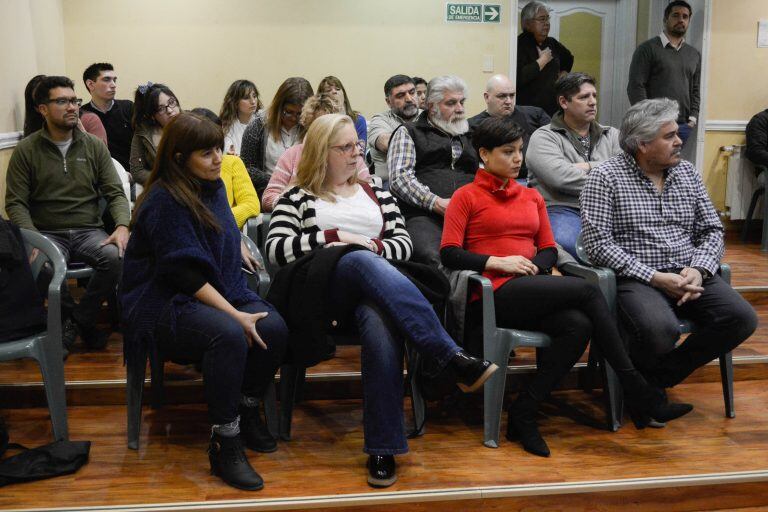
[208,433,264,491]
[506,391,550,457]
[448,351,498,393]
[240,402,277,453]
[619,370,693,428]
[367,455,397,488]
[61,317,77,359]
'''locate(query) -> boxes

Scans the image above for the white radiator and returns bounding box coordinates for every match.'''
[724,144,762,220]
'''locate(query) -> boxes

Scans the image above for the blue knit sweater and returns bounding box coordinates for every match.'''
[120,178,258,366]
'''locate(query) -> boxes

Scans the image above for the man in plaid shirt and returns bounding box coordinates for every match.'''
[387,75,478,266]
[581,98,757,391]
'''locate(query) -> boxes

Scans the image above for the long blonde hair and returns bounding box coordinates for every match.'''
[295,113,356,201]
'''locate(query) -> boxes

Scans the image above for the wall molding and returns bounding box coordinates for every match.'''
[0,131,22,150]
[705,120,749,132]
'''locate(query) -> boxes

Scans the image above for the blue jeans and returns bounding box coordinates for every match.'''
[155,299,288,425]
[677,122,692,145]
[546,205,581,259]
[328,250,461,455]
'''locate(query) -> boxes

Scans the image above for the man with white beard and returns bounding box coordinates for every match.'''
[388,75,478,266]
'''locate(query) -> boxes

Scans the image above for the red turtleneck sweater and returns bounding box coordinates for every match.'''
[441,168,557,299]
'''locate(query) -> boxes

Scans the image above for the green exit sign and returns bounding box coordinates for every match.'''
[446,3,501,23]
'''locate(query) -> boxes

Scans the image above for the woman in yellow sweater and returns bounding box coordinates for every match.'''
[192,108,260,229]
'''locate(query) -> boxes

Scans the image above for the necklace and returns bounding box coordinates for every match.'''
[279,128,296,150]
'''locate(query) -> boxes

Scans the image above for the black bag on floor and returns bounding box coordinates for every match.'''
[0,433,90,487]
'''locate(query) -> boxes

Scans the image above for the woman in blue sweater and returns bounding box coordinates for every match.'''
[120,113,288,491]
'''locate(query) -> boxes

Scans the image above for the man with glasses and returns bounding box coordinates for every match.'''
[5,76,130,356]
[628,1,700,148]
[367,75,422,184]
[469,74,550,181]
[81,63,134,171]
[388,75,477,267]
[517,1,574,116]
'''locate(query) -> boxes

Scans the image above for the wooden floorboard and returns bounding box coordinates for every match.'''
[1,380,768,511]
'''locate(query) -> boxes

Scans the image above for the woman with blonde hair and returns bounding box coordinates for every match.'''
[261,93,370,211]
[317,76,367,143]
[240,77,313,196]
[219,79,263,156]
[265,113,497,488]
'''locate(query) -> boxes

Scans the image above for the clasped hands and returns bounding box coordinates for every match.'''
[651,267,705,306]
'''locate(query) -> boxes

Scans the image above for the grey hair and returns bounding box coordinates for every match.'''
[426,75,469,106]
[619,98,680,154]
[521,1,549,24]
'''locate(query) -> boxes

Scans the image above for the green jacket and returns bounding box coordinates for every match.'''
[5,126,130,232]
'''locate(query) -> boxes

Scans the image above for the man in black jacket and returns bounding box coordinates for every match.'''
[516,1,574,116]
[746,108,768,171]
[80,63,134,171]
[388,75,478,267]
[469,74,550,180]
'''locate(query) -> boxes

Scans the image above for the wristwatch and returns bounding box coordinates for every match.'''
[693,266,711,280]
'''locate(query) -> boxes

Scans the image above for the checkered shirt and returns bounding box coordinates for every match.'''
[387,125,463,211]
[580,152,724,283]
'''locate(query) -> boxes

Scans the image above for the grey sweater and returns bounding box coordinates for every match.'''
[526,112,621,209]
[627,36,701,122]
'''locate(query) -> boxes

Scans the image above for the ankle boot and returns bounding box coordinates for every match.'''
[619,370,694,428]
[367,455,397,488]
[448,351,498,393]
[506,392,550,457]
[239,403,277,453]
[208,433,264,491]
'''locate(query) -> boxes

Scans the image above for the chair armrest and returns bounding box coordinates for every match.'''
[718,263,731,286]
[21,229,67,340]
[560,261,618,317]
[241,233,270,296]
[243,215,264,244]
[467,272,498,342]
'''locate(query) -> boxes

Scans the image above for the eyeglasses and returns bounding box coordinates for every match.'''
[331,141,365,155]
[155,97,179,114]
[47,97,82,107]
[282,109,301,119]
[533,15,551,22]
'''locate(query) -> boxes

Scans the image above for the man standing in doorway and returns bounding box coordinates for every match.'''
[627,0,700,147]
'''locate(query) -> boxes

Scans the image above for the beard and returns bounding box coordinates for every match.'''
[430,106,469,136]
[394,103,418,120]
[667,22,687,37]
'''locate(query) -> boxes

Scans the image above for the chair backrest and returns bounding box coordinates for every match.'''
[574,233,593,266]
[241,233,270,296]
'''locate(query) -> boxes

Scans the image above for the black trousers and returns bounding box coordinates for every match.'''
[617,274,758,387]
[470,275,635,401]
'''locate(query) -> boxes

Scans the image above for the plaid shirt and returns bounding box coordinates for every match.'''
[580,152,723,283]
[387,125,463,211]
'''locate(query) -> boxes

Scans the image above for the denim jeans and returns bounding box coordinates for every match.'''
[328,250,461,454]
[677,122,692,145]
[155,299,288,425]
[546,205,581,258]
[43,228,121,329]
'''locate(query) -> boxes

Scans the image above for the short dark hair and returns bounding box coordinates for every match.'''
[664,0,692,19]
[555,72,596,104]
[412,76,427,87]
[190,107,221,126]
[33,76,75,107]
[472,116,525,154]
[384,75,414,97]
[82,63,114,88]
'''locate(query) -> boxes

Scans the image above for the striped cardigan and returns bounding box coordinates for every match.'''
[266,182,413,266]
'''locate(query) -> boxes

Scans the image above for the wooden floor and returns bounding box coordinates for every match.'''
[2,380,768,511]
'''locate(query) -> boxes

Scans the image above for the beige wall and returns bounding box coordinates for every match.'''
[63,0,512,119]
[0,0,65,133]
[701,0,768,206]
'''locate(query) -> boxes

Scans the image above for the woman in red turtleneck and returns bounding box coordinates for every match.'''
[440,116,692,459]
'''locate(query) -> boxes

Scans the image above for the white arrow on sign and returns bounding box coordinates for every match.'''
[485,6,499,21]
